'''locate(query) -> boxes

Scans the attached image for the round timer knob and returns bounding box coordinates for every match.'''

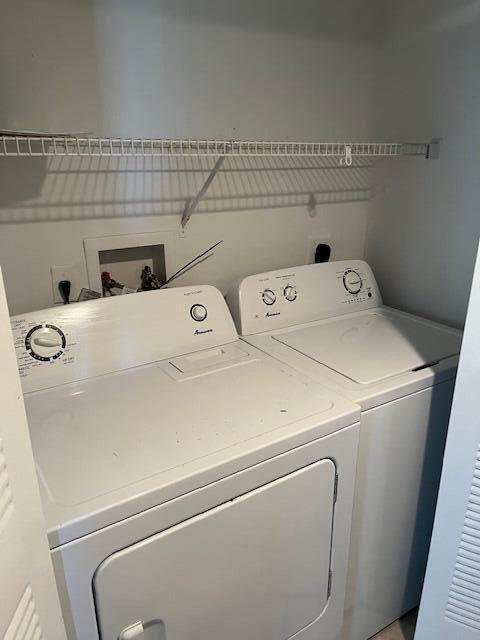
[284,285,297,302]
[343,270,363,295]
[262,289,276,306]
[190,304,207,322]
[25,325,65,361]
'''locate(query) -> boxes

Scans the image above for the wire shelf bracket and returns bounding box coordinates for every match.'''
[181,151,229,228]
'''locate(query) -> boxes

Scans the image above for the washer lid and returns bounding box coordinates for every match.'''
[274,311,462,385]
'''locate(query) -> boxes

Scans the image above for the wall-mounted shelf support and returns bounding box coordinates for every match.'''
[425,139,441,160]
[181,153,228,228]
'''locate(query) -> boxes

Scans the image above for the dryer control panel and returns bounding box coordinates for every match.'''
[11,286,238,394]
[227,260,382,335]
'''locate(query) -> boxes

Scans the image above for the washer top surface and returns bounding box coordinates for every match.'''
[274,310,461,385]
[227,261,462,408]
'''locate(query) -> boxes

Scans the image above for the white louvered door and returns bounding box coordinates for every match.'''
[415,242,480,640]
[0,268,66,640]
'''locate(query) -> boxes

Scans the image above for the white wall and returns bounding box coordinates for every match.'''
[365,1,480,328]
[0,202,368,315]
[0,0,379,139]
[0,0,378,314]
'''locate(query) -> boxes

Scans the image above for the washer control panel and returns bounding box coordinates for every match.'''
[226,260,382,335]
[11,286,237,394]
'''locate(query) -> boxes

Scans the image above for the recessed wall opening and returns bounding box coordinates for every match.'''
[84,231,174,296]
[99,245,166,292]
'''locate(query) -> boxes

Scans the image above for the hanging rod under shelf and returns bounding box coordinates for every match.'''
[0,135,435,159]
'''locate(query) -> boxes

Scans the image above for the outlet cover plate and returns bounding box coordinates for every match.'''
[51,265,77,304]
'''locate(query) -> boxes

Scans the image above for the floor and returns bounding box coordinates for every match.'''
[370,609,418,640]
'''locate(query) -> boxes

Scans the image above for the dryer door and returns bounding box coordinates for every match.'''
[94,459,336,640]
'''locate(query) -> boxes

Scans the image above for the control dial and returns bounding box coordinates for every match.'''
[262,289,276,306]
[190,304,208,322]
[25,324,66,361]
[283,285,297,302]
[343,269,363,295]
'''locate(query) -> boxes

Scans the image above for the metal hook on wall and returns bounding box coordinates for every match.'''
[340,145,353,167]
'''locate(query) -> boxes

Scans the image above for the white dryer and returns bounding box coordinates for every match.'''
[227,260,463,640]
[11,285,360,640]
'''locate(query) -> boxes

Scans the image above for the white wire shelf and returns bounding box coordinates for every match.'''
[0,135,433,159]
[0,134,437,228]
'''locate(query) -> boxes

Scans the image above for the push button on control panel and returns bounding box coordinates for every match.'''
[190,304,208,322]
[262,289,276,306]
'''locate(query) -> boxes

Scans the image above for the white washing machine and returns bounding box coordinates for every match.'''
[227,260,463,640]
[11,285,360,640]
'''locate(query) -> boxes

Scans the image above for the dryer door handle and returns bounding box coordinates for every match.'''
[119,620,166,639]
[119,621,144,640]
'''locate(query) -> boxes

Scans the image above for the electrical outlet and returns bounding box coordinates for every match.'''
[306,235,331,264]
[51,265,77,304]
